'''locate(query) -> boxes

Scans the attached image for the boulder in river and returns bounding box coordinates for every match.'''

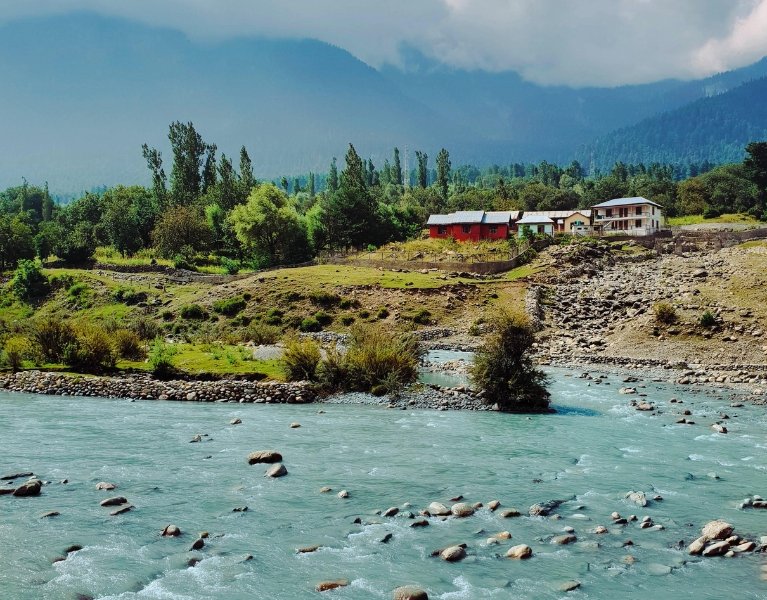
[247,450,283,465]
[264,463,288,478]
[506,544,533,559]
[702,541,730,557]
[1,472,33,481]
[551,534,577,545]
[393,585,429,600]
[701,520,733,542]
[95,482,116,491]
[12,479,42,497]
[439,545,466,562]
[625,491,648,507]
[190,538,205,551]
[558,580,581,592]
[427,502,451,516]
[161,524,181,537]
[383,507,400,517]
[100,496,128,507]
[316,580,349,592]
[529,499,566,516]
[230,418,242,425]
[451,502,474,518]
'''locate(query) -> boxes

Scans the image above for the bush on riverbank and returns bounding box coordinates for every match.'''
[471,310,550,413]
[282,337,322,381]
[653,302,678,325]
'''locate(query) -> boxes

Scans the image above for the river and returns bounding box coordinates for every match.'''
[1,368,765,599]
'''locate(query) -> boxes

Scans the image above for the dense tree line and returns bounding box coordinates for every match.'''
[1,121,766,273]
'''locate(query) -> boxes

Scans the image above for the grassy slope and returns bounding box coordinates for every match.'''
[666,213,758,226]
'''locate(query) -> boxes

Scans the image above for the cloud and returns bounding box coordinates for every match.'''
[0,0,764,86]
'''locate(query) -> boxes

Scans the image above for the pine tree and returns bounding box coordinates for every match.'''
[415,151,428,188]
[308,172,316,198]
[393,148,403,186]
[239,146,255,193]
[328,157,339,193]
[42,181,53,221]
[202,143,217,193]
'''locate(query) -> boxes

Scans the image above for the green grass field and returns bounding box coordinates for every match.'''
[666,213,758,226]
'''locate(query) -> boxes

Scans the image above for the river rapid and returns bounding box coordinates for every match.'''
[1,368,766,599]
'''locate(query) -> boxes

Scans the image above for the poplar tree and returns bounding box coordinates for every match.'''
[239,146,255,193]
[436,148,451,200]
[168,121,207,205]
[415,151,428,188]
[393,147,403,185]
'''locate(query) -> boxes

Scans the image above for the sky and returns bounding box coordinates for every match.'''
[1,0,767,86]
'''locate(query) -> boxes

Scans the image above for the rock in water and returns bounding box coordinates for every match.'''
[1,472,33,480]
[110,505,133,516]
[264,463,288,478]
[551,534,577,545]
[393,585,429,600]
[161,524,181,537]
[190,538,205,551]
[559,580,581,592]
[316,580,349,592]
[247,450,283,465]
[95,482,116,491]
[427,502,451,516]
[702,541,730,557]
[688,537,706,555]
[451,502,474,518]
[383,507,400,517]
[529,499,566,516]
[626,491,648,507]
[337,490,349,498]
[230,418,242,425]
[506,544,533,559]
[100,496,128,507]
[40,511,60,518]
[12,479,42,497]
[701,520,733,541]
[439,545,466,562]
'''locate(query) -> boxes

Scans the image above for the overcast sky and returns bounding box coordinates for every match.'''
[2,0,767,86]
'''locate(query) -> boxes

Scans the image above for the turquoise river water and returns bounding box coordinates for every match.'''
[1,368,766,599]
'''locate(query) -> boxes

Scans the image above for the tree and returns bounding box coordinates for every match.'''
[0,214,35,270]
[201,143,217,193]
[280,177,289,194]
[393,147,403,186]
[415,151,428,188]
[230,183,310,265]
[10,259,49,300]
[141,143,167,208]
[168,121,207,205]
[308,172,316,198]
[216,154,241,210]
[152,205,211,258]
[239,146,255,194]
[471,311,550,413]
[744,141,767,215]
[436,148,451,200]
[100,186,143,256]
[327,157,339,193]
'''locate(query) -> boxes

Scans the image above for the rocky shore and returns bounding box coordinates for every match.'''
[0,371,314,404]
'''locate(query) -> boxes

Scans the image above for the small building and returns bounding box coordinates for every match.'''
[521,210,592,234]
[427,211,519,241]
[516,214,554,238]
[591,197,664,236]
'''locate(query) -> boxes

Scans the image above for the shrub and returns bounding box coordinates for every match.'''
[149,338,177,378]
[180,304,207,320]
[282,337,321,381]
[308,291,340,307]
[161,310,175,322]
[221,257,241,275]
[358,309,371,319]
[245,322,281,345]
[2,336,32,371]
[339,297,359,310]
[112,287,147,305]
[32,317,76,362]
[11,259,49,301]
[405,308,431,325]
[471,311,550,413]
[66,282,93,308]
[113,329,147,360]
[314,311,333,326]
[339,314,356,326]
[699,310,717,328]
[264,308,283,325]
[653,302,678,325]
[212,296,247,317]
[376,307,390,320]
[299,317,322,332]
[62,324,117,372]
[130,316,161,340]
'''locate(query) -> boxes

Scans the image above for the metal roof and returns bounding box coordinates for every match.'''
[426,214,453,225]
[517,214,554,224]
[427,211,520,226]
[523,210,591,219]
[452,211,486,223]
[482,211,519,224]
[591,197,662,209]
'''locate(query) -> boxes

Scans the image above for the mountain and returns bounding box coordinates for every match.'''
[578,77,767,169]
[1,13,767,193]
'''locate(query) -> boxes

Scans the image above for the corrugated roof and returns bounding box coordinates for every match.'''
[517,215,554,224]
[452,211,486,223]
[482,211,518,224]
[426,214,453,225]
[524,210,591,219]
[591,197,662,209]
[427,211,520,226]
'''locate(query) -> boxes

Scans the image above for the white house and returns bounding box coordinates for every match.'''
[516,214,554,238]
[591,197,664,236]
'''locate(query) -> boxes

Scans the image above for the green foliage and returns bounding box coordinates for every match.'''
[699,310,717,328]
[653,302,678,325]
[471,311,550,412]
[10,259,49,301]
[221,257,241,275]
[148,338,177,378]
[308,291,340,307]
[339,314,356,326]
[32,317,76,362]
[212,296,247,317]
[113,329,147,360]
[152,205,211,259]
[62,324,117,372]
[264,308,283,325]
[317,323,422,395]
[2,336,33,371]
[299,317,322,332]
[66,282,93,308]
[112,287,147,305]
[0,214,35,270]
[130,316,161,340]
[282,337,321,381]
[180,304,207,320]
[313,310,333,326]
[244,322,281,345]
[405,308,431,325]
[376,307,390,319]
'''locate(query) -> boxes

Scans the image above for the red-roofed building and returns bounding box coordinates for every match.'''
[426,211,520,241]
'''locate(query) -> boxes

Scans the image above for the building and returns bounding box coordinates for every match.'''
[591,197,664,236]
[522,210,592,234]
[516,214,554,238]
[426,211,520,241]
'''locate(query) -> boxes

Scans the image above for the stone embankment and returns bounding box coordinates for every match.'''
[0,371,314,404]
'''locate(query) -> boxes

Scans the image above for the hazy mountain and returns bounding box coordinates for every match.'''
[578,77,767,169]
[1,13,766,193]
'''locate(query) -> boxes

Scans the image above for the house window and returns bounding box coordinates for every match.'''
[652,206,656,215]
[606,209,612,217]
[636,206,642,216]
[489,225,498,234]
[462,225,471,234]
[635,219,642,228]
[437,226,447,235]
